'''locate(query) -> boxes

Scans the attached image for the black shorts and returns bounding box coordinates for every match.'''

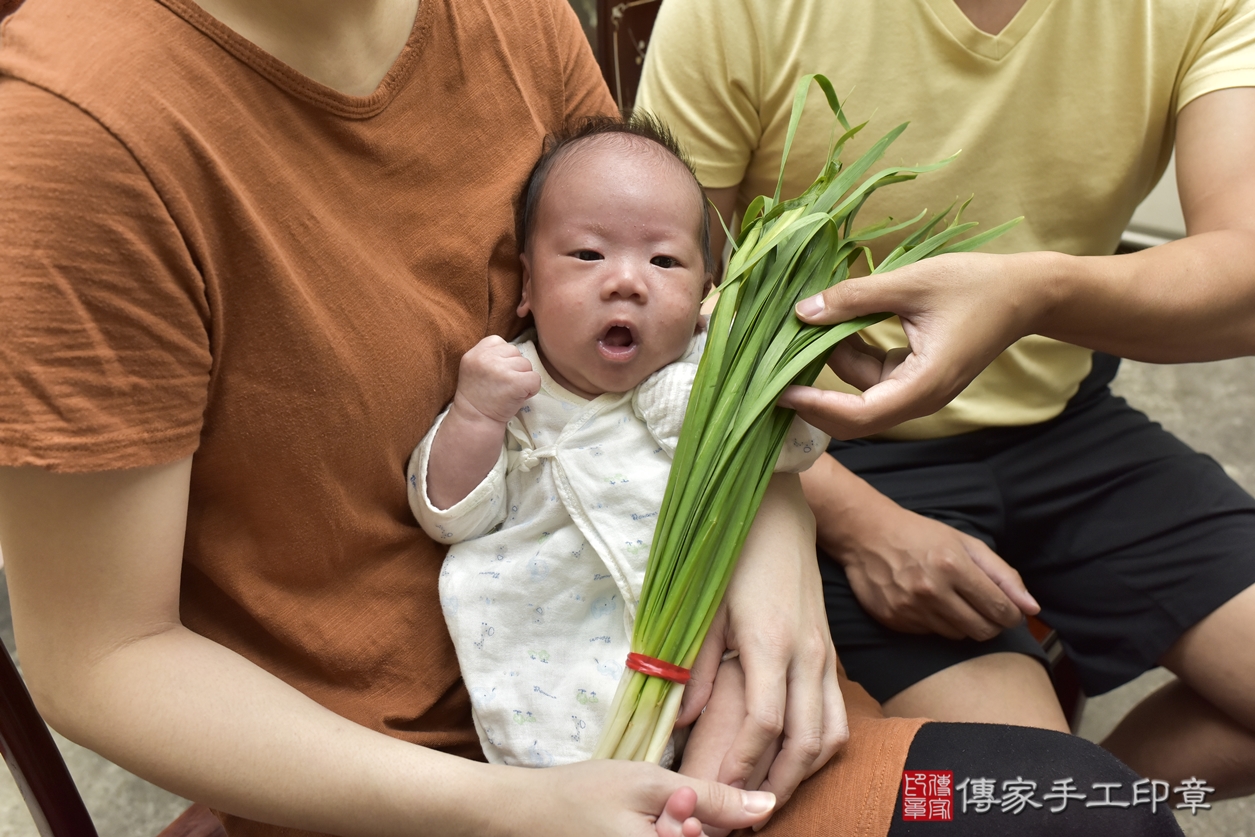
[890,723,1185,836]
[822,353,1255,702]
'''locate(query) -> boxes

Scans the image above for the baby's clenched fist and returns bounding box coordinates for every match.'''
[454,335,542,425]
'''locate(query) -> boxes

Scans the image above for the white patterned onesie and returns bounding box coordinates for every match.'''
[407,330,827,767]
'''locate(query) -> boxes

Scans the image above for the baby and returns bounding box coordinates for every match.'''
[407,116,826,772]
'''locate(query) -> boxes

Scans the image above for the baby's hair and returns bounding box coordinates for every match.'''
[517,112,713,276]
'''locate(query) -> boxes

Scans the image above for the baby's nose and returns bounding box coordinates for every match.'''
[602,260,649,301]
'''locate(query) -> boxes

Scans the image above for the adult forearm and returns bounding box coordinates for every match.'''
[32,623,501,837]
[706,473,847,806]
[35,622,782,836]
[781,88,1255,440]
[797,452,1036,639]
[1034,230,1255,362]
[798,454,887,560]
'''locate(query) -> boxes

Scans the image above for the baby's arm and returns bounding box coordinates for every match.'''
[427,335,541,509]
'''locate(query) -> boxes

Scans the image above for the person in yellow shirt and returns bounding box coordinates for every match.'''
[639,0,1255,798]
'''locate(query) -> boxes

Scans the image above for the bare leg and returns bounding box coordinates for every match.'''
[883,651,1069,731]
[1103,584,1255,799]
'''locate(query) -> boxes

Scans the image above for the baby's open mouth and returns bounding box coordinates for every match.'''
[598,324,638,360]
[603,325,634,347]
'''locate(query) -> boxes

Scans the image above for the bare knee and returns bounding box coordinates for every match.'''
[883,653,1069,732]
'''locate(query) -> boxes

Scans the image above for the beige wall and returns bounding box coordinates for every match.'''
[1130,154,1187,240]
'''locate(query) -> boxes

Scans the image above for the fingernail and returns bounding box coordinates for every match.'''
[743,791,776,815]
[795,296,824,320]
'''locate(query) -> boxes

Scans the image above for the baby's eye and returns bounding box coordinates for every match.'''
[650,255,679,269]
[574,250,603,261]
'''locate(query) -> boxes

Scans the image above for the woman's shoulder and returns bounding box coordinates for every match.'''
[1,0,203,117]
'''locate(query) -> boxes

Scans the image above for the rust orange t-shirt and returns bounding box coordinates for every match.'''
[0,1,919,834]
[0,0,610,804]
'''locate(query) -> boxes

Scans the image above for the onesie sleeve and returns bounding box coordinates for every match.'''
[632,361,698,457]
[407,408,510,544]
[773,416,829,474]
[633,332,705,456]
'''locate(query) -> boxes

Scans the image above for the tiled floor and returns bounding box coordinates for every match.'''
[2,356,1254,836]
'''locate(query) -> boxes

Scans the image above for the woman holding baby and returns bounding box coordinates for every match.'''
[0,0,1203,835]
[0,0,857,833]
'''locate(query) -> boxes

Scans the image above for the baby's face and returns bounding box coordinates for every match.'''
[518,139,708,399]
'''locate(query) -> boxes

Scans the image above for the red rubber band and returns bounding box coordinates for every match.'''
[625,652,692,684]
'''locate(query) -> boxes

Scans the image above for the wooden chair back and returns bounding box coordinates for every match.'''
[0,646,97,836]
[0,0,25,21]
[596,0,663,112]
[0,645,224,837]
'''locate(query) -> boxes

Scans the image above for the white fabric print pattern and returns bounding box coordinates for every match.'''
[407,330,827,766]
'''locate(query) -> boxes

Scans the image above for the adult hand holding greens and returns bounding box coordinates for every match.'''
[595,74,1018,763]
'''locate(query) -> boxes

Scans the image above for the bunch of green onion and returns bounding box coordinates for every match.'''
[593,74,1020,763]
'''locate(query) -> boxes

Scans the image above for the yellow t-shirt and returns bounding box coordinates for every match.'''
[637,0,1255,439]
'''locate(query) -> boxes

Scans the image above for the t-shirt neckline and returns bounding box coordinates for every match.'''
[922,0,1053,61]
[153,0,433,119]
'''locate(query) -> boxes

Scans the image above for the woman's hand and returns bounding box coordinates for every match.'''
[676,658,758,837]
[505,758,774,837]
[676,474,848,822]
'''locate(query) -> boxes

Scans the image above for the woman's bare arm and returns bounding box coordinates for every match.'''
[0,459,773,837]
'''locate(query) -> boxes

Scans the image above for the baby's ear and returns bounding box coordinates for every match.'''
[517,252,533,318]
